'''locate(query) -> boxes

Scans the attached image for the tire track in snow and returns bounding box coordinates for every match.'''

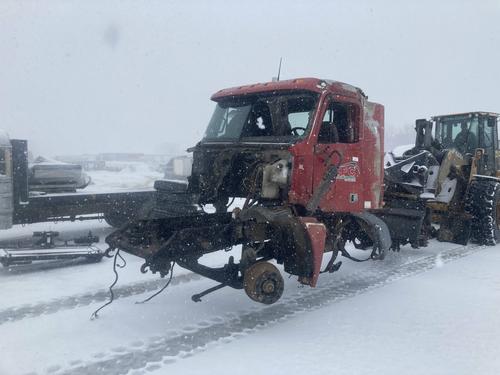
[0,272,202,325]
[53,244,483,375]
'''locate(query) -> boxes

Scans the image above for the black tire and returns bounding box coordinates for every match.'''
[104,211,130,228]
[464,179,500,245]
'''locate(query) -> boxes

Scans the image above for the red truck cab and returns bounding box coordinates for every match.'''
[197,77,385,214]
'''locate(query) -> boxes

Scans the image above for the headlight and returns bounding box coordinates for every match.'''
[261,159,289,199]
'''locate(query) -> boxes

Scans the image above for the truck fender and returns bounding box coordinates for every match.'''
[352,212,392,256]
[238,207,326,287]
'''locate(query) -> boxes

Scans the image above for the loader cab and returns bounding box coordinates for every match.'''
[433,112,499,175]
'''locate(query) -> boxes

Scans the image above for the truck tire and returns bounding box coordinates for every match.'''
[104,211,130,228]
[464,179,500,245]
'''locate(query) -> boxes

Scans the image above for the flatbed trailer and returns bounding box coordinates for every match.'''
[1,138,156,229]
[0,135,159,266]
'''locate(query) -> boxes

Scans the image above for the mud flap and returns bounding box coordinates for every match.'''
[352,212,392,257]
[297,217,326,287]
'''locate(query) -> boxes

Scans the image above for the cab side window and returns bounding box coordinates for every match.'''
[318,101,358,144]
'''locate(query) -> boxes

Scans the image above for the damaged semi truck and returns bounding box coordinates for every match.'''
[105,78,499,305]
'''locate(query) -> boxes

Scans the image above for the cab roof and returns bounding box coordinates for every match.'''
[432,112,500,120]
[211,77,367,101]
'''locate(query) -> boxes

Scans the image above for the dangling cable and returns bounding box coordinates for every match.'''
[90,249,122,320]
[116,251,127,268]
[135,262,176,304]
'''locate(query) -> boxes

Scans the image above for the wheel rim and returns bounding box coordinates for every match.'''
[243,262,284,305]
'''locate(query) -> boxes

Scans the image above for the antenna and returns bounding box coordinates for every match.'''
[273,58,283,82]
[277,57,282,81]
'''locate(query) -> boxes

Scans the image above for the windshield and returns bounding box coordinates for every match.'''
[435,116,479,154]
[203,92,319,143]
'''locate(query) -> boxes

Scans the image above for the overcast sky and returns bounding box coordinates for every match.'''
[1,0,499,156]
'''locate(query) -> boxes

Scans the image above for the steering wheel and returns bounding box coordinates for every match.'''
[291,127,306,136]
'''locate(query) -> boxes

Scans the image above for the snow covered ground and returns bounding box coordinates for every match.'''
[1,166,500,375]
[87,163,163,192]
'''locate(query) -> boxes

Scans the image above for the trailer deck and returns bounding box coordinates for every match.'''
[14,188,155,225]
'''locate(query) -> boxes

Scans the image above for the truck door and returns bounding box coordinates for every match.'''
[312,97,363,212]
